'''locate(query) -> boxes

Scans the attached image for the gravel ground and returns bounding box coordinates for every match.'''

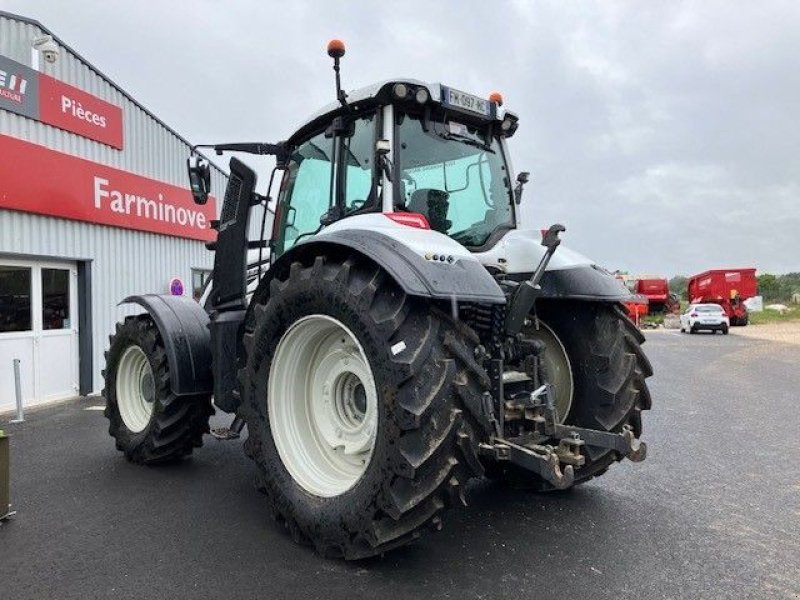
[1,331,799,600]
[730,320,800,345]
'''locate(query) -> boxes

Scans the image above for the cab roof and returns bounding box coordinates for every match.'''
[286,79,515,147]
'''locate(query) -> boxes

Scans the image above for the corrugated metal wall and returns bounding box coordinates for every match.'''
[0,210,216,393]
[0,13,229,394]
[0,13,228,191]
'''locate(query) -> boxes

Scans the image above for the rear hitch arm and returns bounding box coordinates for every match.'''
[481,384,647,487]
[480,440,575,490]
[552,423,647,462]
[527,384,648,462]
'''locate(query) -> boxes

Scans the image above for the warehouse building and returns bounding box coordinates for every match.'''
[0,11,227,412]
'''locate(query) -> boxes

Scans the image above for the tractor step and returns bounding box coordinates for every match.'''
[481,384,647,488]
[209,415,245,441]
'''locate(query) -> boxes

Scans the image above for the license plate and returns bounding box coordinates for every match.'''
[442,86,491,117]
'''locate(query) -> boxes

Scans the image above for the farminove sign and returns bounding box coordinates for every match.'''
[0,133,215,242]
[0,54,123,149]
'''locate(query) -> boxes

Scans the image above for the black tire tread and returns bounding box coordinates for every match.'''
[238,254,488,559]
[103,315,214,465]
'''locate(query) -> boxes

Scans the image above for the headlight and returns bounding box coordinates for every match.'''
[393,83,409,99]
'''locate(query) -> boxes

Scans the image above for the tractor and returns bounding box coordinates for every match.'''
[102,40,652,559]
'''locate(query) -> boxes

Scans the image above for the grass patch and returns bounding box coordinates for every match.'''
[641,314,664,327]
[748,307,800,325]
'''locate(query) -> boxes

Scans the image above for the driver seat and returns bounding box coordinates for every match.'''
[407,188,452,233]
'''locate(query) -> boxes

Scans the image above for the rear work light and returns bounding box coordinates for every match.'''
[384,212,430,229]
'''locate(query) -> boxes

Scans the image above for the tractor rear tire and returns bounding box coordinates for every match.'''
[103,315,214,464]
[238,255,488,559]
[490,301,652,491]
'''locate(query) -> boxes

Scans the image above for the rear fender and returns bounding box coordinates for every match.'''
[261,227,506,306]
[537,266,632,301]
[120,295,213,396]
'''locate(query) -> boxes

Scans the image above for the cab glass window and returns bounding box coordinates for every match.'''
[278,131,335,253]
[395,112,514,247]
[343,112,376,214]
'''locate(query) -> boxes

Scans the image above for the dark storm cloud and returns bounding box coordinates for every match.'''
[6,0,799,275]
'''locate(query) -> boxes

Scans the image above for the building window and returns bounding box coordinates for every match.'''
[0,266,32,333]
[192,268,212,301]
[42,268,71,330]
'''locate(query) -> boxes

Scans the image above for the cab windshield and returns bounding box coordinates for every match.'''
[395,111,515,247]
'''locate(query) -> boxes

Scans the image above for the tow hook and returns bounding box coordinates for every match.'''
[481,384,647,487]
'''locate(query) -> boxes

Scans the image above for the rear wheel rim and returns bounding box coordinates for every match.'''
[524,321,573,423]
[268,314,378,498]
[116,345,155,433]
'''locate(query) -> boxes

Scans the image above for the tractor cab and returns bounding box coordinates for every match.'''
[271,78,522,257]
[188,40,527,273]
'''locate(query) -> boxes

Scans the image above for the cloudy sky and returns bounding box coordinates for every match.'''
[5,0,799,276]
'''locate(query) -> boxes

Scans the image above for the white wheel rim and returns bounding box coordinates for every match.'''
[268,314,379,498]
[524,321,574,423]
[116,345,156,433]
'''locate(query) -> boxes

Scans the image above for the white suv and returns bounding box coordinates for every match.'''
[680,304,730,334]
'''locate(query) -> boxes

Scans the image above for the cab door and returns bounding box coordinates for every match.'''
[271,112,378,258]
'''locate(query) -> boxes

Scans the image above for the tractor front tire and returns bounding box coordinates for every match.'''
[239,255,487,559]
[103,315,214,464]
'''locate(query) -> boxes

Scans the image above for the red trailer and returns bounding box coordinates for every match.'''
[634,278,676,313]
[687,268,757,326]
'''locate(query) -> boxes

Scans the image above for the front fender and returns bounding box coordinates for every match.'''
[120,294,213,396]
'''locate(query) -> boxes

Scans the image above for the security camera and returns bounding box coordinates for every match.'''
[32,35,59,64]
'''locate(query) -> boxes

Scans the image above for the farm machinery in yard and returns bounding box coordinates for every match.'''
[634,277,679,315]
[102,41,652,559]
[687,268,757,326]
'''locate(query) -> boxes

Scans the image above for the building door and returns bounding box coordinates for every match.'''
[0,258,79,412]
[0,263,36,412]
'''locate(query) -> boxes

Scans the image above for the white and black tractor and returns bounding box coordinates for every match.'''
[102,41,651,559]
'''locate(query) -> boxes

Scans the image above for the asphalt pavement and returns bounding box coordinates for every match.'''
[1,329,798,600]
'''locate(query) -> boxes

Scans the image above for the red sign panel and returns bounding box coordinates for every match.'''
[39,74,124,149]
[0,134,216,242]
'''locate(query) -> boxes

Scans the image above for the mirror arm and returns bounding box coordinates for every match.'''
[192,142,289,164]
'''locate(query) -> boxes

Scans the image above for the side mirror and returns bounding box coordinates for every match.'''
[514,171,530,205]
[187,156,211,205]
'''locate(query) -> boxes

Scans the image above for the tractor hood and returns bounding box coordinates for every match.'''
[474,229,595,274]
